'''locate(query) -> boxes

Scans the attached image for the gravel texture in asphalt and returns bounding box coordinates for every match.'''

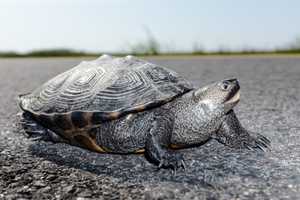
[0,56,300,199]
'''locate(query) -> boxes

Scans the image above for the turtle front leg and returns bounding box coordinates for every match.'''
[145,120,185,170]
[214,110,271,151]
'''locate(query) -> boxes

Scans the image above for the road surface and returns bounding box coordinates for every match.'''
[0,56,300,199]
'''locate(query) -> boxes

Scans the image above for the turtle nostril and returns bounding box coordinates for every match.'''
[225,78,237,83]
[224,78,239,87]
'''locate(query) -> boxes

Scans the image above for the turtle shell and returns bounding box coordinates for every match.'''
[19,55,193,128]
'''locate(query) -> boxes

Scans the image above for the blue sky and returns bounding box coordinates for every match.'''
[1,0,300,53]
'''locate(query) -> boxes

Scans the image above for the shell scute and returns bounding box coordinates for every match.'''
[19,55,193,129]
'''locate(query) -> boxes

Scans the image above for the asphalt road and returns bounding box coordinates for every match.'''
[1,56,300,199]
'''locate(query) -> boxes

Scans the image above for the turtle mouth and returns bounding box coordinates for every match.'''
[223,79,240,104]
[226,89,240,104]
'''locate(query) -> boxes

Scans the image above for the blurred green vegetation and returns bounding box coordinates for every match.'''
[1,48,299,58]
[129,28,160,55]
[0,49,99,58]
[1,36,300,58]
[26,49,89,57]
[275,36,300,54]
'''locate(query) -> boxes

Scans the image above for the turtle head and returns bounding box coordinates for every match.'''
[193,78,240,113]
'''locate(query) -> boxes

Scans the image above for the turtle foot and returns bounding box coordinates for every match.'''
[242,132,271,151]
[158,152,186,171]
[216,110,271,152]
[18,112,67,143]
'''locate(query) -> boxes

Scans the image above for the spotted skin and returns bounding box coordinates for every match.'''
[18,55,270,170]
[18,56,192,158]
[20,91,270,170]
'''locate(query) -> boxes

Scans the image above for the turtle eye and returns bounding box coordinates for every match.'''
[220,80,230,91]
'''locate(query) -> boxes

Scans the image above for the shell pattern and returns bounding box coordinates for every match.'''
[19,55,193,123]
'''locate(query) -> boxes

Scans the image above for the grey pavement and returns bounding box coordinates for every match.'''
[0,56,300,199]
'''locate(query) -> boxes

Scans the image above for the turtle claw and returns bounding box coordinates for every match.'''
[29,136,44,141]
[255,134,271,151]
[157,152,185,171]
[243,132,271,152]
[158,162,163,169]
[171,159,186,175]
[181,159,186,171]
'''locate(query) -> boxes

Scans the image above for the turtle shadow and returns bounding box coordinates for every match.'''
[28,140,272,187]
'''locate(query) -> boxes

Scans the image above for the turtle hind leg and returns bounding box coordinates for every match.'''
[215,110,271,151]
[19,112,67,143]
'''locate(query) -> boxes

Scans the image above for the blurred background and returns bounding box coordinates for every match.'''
[1,1,300,199]
[1,0,300,57]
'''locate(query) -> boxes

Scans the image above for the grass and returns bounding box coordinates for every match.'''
[2,31,300,58]
[1,48,300,58]
[2,32,300,58]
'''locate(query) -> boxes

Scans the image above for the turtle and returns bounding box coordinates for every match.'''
[18,55,270,169]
